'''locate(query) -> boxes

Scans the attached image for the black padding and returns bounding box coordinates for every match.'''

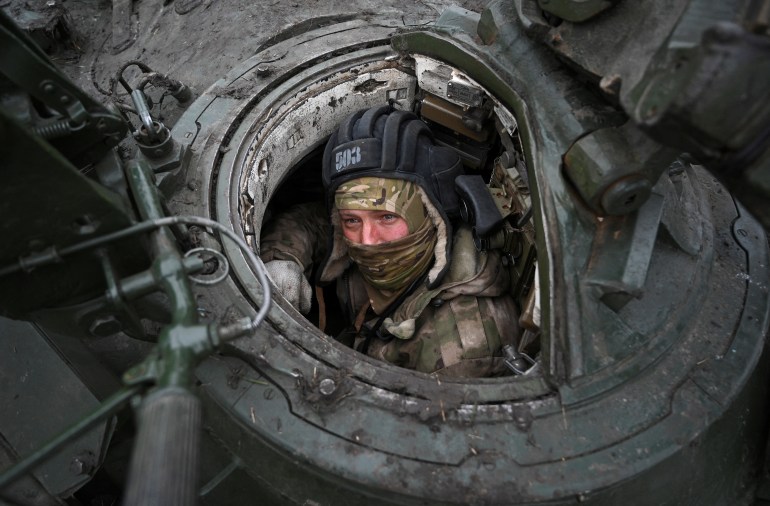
[397,120,432,173]
[321,131,338,188]
[381,111,416,171]
[354,105,390,139]
[454,175,503,237]
[322,105,462,218]
[338,109,366,144]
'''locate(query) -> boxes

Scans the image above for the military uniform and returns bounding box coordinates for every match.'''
[260,203,520,377]
[261,104,521,377]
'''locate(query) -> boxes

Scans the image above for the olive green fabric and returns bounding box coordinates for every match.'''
[258,201,330,277]
[344,217,437,313]
[260,204,520,377]
[362,226,519,377]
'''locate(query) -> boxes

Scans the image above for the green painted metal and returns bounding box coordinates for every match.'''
[0,317,137,498]
[121,160,231,505]
[0,9,126,167]
[0,384,138,493]
[562,122,679,216]
[1,1,770,505]
[383,3,770,502]
[538,0,619,23]
[0,108,146,318]
[149,5,770,504]
[123,159,216,388]
[511,0,770,229]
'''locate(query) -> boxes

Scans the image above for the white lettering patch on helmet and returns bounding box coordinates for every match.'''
[335,146,361,171]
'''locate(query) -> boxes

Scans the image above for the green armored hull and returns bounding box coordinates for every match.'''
[1,1,769,505]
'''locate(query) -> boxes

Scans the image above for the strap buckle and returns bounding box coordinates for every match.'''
[503,345,539,375]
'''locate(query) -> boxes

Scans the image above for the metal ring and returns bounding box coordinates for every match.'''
[184,247,229,286]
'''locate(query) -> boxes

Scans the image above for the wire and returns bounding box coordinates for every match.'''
[0,215,272,333]
[139,216,273,333]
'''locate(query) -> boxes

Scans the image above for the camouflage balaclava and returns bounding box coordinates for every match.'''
[334,177,426,233]
[335,177,437,313]
[319,105,464,307]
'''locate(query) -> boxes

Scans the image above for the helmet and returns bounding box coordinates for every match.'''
[322,105,463,216]
[319,105,464,288]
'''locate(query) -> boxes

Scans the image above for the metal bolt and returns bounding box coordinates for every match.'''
[668,160,685,177]
[319,378,336,396]
[73,214,98,235]
[88,316,123,337]
[42,82,55,94]
[69,458,85,475]
[256,64,270,76]
[60,95,70,104]
[601,177,651,216]
[599,74,622,97]
[69,454,94,476]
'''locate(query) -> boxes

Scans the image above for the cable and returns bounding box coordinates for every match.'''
[0,215,272,332]
[164,216,271,332]
[141,216,272,333]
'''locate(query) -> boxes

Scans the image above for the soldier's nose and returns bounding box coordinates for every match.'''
[361,221,380,245]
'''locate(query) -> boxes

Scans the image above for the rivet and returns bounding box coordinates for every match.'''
[319,378,336,396]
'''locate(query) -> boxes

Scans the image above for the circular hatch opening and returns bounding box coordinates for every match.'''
[234,54,541,387]
[168,24,550,404]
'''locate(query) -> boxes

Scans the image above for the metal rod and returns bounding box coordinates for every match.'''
[0,385,141,490]
[0,215,271,332]
[130,89,157,141]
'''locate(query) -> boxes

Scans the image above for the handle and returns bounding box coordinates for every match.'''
[123,387,201,506]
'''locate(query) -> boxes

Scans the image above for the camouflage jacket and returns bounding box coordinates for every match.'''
[260,203,519,377]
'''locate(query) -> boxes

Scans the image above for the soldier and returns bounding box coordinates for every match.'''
[260,105,520,377]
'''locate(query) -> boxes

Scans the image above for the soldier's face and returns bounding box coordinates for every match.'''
[338,209,409,245]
